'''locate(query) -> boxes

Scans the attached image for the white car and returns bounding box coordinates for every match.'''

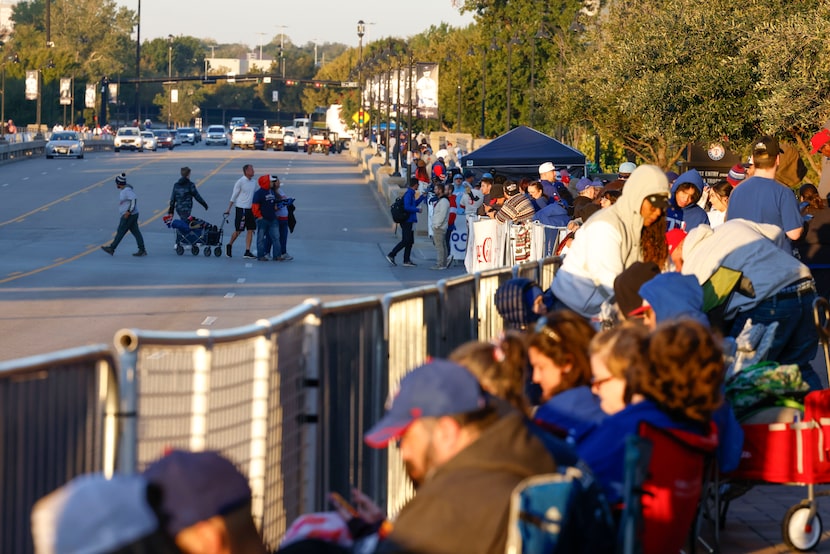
[230,127,255,150]
[113,127,143,152]
[205,125,228,146]
[140,131,157,151]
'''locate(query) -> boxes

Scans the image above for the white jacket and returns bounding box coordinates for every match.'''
[432,196,450,231]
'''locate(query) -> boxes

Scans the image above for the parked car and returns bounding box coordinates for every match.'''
[283,129,298,151]
[140,131,157,151]
[231,126,256,150]
[113,127,143,152]
[177,127,197,145]
[152,129,176,150]
[169,129,182,148]
[45,131,85,159]
[205,125,228,146]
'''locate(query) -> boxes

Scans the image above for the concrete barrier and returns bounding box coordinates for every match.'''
[0,134,113,166]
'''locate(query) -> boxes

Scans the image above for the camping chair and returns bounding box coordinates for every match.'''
[618,421,719,554]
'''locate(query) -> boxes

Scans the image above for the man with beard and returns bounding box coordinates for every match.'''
[362,359,578,554]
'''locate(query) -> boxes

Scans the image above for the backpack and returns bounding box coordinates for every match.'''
[390,196,408,223]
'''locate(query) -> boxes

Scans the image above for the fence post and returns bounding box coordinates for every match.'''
[115,330,139,474]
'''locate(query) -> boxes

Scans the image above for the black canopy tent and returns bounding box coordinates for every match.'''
[462,126,588,181]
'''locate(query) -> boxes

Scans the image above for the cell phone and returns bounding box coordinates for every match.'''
[328,491,359,518]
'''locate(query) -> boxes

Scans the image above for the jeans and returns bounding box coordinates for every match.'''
[729,288,822,390]
[256,218,280,259]
[110,213,144,251]
[433,227,447,267]
[389,221,415,262]
[277,219,289,256]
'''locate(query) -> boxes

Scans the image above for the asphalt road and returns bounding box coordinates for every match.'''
[0,144,458,362]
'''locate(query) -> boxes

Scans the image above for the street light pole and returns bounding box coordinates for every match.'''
[135,0,140,124]
[357,20,365,142]
[278,26,288,79]
[393,55,402,176]
[506,35,519,132]
[167,34,173,128]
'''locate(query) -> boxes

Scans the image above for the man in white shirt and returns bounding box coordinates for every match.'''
[224,164,258,259]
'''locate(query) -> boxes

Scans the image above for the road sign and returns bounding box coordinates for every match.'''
[272,90,279,102]
[340,81,359,88]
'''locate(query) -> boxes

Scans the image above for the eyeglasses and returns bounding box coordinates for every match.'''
[534,316,560,342]
[590,375,615,390]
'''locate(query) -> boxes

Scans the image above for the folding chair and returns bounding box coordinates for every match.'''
[619,421,718,554]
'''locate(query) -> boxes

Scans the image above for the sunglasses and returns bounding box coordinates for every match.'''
[590,375,615,390]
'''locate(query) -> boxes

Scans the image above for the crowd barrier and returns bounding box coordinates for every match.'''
[0,248,560,551]
[0,345,119,554]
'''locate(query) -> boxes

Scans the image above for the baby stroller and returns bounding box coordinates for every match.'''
[164,214,226,257]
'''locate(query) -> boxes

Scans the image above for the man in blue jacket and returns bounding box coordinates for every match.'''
[386,178,427,267]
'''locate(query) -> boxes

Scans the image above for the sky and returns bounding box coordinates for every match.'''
[111,0,476,49]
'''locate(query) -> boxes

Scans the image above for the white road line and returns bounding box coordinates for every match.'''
[224,292,236,298]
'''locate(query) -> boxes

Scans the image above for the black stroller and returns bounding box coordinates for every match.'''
[164,215,226,257]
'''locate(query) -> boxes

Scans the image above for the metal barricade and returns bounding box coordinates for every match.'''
[317,297,387,509]
[0,345,118,554]
[436,273,478,358]
[114,302,318,550]
[476,266,514,341]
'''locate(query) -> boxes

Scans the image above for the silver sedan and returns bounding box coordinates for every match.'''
[45,131,85,159]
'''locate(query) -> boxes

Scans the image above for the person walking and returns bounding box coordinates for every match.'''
[224,164,257,259]
[386,178,427,267]
[101,173,147,257]
[168,166,208,219]
[272,176,294,261]
[252,174,280,261]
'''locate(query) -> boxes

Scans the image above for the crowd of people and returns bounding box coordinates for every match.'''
[38,130,830,552]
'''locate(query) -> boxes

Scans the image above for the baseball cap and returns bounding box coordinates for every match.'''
[576,177,603,192]
[614,262,660,318]
[811,129,830,155]
[115,173,127,185]
[364,359,487,448]
[504,183,519,196]
[31,474,160,554]
[538,161,555,175]
[143,450,252,535]
[752,136,779,162]
[481,172,494,181]
[666,228,687,255]
[453,173,463,181]
[645,192,669,211]
[619,161,637,175]
[726,163,746,187]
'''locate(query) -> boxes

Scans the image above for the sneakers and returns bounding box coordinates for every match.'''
[277,254,294,261]
[444,256,454,269]
[100,246,114,256]
[243,251,256,259]
[385,254,397,266]
[258,256,270,261]
[402,261,416,267]
[132,250,147,257]
[226,244,232,258]
[430,264,447,270]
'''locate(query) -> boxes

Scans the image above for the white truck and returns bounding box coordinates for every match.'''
[230,126,255,150]
[264,125,284,151]
[326,105,353,152]
[293,117,311,151]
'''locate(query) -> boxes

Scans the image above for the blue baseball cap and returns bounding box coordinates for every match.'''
[481,172,494,181]
[364,360,487,448]
[143,450,252,535]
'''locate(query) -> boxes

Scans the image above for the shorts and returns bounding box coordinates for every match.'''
[234,207,256,232]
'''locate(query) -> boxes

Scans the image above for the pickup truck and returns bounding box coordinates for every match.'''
[230,127,256,150]
[306,128,332,155]
[265,126,284,151]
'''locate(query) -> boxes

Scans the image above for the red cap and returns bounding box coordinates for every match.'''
[810,129,830,155]
[666,228,687,255]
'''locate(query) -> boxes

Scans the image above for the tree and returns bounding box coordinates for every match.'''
[542,0,821,169]
[153,81,206,127]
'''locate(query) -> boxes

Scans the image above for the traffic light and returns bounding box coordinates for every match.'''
[285,80,295,86]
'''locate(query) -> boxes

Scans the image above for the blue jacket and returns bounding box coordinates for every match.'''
[534,386,606,443]
[403,186,426,223]
[667,169,709,232]
[576,400,702,503]
[533,201,571,227]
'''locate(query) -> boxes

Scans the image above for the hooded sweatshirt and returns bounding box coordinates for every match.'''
[550,165,670,318]
[666,169,709,232]
[638,272,709,327]
[251,176,277,221]
[681,219,811,319]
